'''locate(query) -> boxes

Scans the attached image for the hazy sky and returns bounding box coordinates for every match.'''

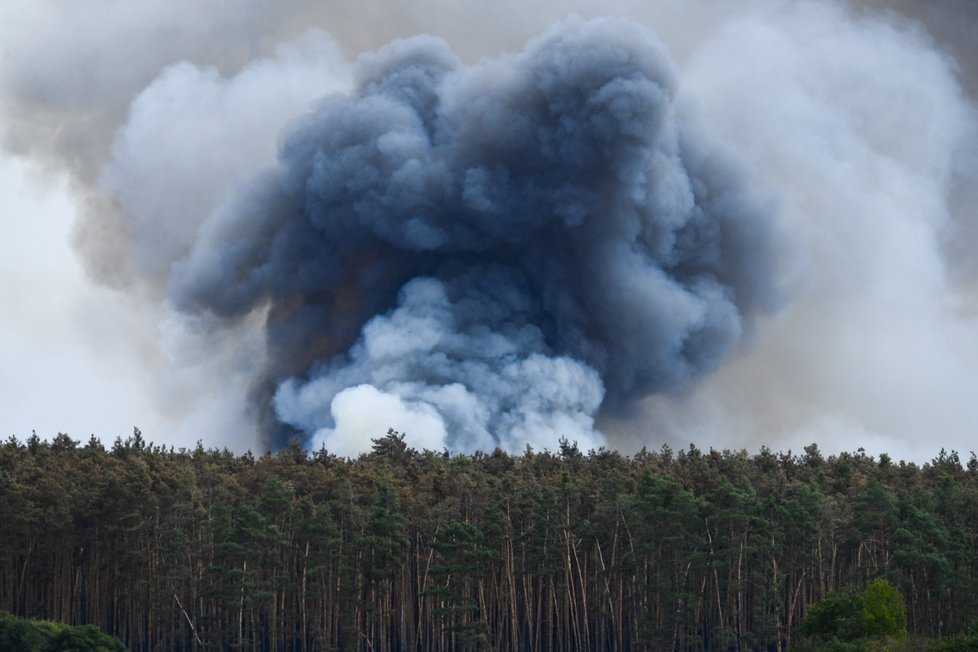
[0,158,150,441]
[2,0,977,461]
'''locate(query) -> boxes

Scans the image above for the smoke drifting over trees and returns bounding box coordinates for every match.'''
[2,1,978,458]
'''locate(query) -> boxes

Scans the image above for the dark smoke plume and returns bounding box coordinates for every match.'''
[168,17,777,454]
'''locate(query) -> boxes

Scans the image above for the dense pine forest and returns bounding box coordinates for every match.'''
[2,429,978,651]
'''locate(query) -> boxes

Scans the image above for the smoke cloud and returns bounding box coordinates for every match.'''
[169,19,778,453]
[3,0,978,460]
[617,1,978,462]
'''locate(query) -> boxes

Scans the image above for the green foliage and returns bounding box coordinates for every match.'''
[370,428,413,461]
[361,477,408,583]
[0,612,125,651]
[427,519,494,647]
[801,586,866,643]
[800,580,907,650]
[862,579,907,639]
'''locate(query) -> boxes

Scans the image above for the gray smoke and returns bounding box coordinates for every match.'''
[6,1,977,461]
[167,18,777,453]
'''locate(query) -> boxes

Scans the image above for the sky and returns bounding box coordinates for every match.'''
[2,0,978,461]
[0,157,151,441]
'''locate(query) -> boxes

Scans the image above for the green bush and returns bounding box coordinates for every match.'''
[0,612,125,651]
[799,580,907,650]
[801,586,866,642]
[862,579,907,640]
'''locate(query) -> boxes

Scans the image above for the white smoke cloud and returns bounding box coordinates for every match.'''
[99,30,352,282]
[274,277,606,454]
[0,24,354,451]
[614,1,978,461]
[308,384,448,457]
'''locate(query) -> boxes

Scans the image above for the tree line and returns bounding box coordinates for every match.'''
[1,428,977,651]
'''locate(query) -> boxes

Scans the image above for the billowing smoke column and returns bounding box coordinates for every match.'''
[169,18,777,454]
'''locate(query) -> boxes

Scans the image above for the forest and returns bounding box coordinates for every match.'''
[2,429,978,651]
